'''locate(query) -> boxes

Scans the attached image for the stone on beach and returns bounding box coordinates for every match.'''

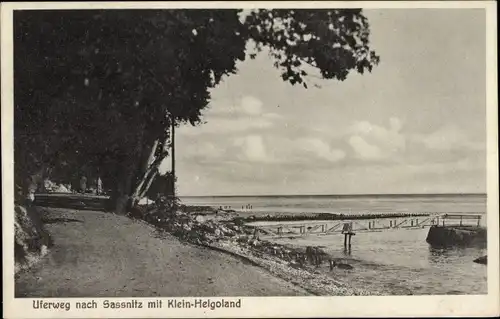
[329,259,354,270]
[136,203,375,296]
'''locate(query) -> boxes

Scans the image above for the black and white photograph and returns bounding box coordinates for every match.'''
[2,1,499,318]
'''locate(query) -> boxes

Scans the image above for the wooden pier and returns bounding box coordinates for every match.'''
[250,213,484,240]
[342,222,355,249]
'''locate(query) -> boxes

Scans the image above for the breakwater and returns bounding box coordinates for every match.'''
[473,256,487,265]
[426,225,487,248]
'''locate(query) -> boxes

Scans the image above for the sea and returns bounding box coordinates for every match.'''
[181,194,488,295]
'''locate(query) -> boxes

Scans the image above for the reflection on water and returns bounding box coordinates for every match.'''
[428,246,470,262]
[343,246,352,256]
[273,227,487,295]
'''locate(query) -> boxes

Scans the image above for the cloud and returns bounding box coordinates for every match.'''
[233,135,271,162]
[348,117,406,160]
[230,135,347,167]
[297,137,346,162]
[180,131,348,170]
[178,117,274,135]
[179,95,283,136]
[175,110,486,196]
[348,136,384,160]
[262,112,282,120]
[389,117,402,132]
[160,140,223,173]
[405,156,484,175]
[181,142,220,159]
[412,124,484,151]
[206,95,267,117]
[180,135,347,188]
[241,96,263,115]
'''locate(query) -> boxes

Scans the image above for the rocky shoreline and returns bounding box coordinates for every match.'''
[131,205,379,296]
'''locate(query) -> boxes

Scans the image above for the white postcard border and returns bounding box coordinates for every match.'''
[2,1,498,318]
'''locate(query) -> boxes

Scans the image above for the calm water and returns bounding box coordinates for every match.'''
[274,228,487,295]
[181,194,488,295]
[180,193,487,214]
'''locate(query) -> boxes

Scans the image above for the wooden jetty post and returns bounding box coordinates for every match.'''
[341,222,355,249]
[345,233,354,246]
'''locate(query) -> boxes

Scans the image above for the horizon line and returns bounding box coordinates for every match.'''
[179,192,487,198]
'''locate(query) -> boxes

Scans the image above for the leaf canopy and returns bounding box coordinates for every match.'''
[14,9,379,187]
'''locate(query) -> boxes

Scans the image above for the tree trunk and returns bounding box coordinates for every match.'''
[111,115,173,213]
[111,175,133,214]
[110,119,148,213]
[130,139,159,203]
[130,158,164,208]
[110,156,136,214]
[138,168,158,200]
[143,139,159,174]
[128,133,170,209]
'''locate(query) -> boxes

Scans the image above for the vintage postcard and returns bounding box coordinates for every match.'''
[2,1,499,318]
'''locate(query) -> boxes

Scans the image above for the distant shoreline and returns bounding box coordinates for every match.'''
[180,193,487,199]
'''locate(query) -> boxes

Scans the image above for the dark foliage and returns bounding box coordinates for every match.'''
[14,9,379,211]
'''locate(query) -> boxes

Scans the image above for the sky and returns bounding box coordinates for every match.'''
[160,9,487,196]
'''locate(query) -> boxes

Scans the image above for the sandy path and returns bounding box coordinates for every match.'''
[15,208,309,297]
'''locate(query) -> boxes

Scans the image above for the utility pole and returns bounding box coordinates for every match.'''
[170,115,176,211]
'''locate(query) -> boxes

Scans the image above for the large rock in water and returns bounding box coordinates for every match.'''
[426,225,486,248]
[473,256,487,265]
[14,204,54,273]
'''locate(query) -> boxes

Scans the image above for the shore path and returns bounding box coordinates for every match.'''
[16,207,309,297]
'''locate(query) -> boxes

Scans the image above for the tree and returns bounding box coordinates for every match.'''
[145,172,176,201]
[14,9,379,213]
